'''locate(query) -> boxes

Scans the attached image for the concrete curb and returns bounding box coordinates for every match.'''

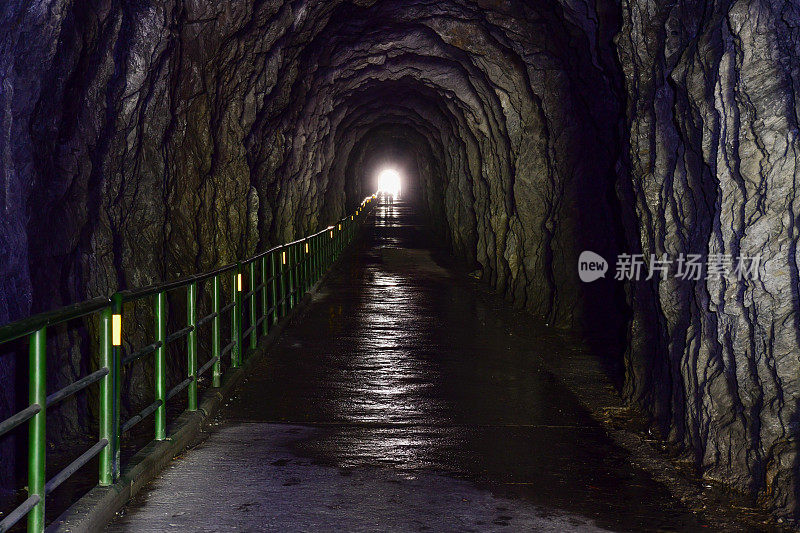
[48,260,344,533]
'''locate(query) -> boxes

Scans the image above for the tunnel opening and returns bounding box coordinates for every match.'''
[344,126,426,212]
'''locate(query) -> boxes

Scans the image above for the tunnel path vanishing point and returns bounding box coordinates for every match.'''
[106,198,706,532]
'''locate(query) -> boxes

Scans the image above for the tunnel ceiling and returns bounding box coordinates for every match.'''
[3,0,800,521]
[1,0,624,325]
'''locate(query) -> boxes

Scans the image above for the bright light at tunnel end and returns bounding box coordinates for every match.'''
[377,168,402,198]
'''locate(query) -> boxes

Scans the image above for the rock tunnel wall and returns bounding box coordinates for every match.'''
[617,0,800,516]
[1,0,800,520]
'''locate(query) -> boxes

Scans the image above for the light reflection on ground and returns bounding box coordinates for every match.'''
[108,197,712,532]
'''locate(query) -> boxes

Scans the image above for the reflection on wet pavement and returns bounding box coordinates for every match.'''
[226,199,702,530]
[108,198,704,532]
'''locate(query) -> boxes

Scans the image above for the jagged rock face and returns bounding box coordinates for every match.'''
[1,0,800,520]
[616,0,800,517]
[0,0,627,492]
[0,0,625,343]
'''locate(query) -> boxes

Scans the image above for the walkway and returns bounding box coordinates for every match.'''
[106,199,702,532]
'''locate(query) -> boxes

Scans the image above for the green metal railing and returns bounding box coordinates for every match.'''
[0,194,376,532]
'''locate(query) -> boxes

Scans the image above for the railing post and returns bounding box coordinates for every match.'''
[298,242,304,295]
[305,241,309,291]
[316,234,325,281]
[324,233,328,271]
[111,293,121,478]
[212,275,221,388]
[298,242,305,295]
[311,237,318,283]
[294,244,300,307]
[232,264,242,368]
[287,247,295,310]
[270,251,279,324]
[99,306,113,485]
[296,244,303,297]
[311,236,318,282]
[319,237,323,275]
[297,244,303,294]
[154,291,167,441]
[28,327,46,533]
[298,244,304,292]
[187,282,198,411]
[260,256,269,336]
[248,261,257,350]
[295,244,301,300]
[328,230,333,269]
[295,244,300,299]
[304,241,311,292]
[279,248,287,317]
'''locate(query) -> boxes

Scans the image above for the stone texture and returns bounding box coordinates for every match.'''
[616,0,800,518]
[0,0,799,522]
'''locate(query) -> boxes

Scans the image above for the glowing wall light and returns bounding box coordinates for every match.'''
[112,314,122,346]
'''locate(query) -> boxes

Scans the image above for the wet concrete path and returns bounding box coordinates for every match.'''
[108,199,704,532]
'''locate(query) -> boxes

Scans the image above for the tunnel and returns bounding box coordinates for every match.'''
[1,0,800,530]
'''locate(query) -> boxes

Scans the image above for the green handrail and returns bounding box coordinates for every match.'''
[0,194,377,533]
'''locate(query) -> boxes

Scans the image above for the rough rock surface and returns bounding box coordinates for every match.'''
[0,0,799,521]
[616,0,800,517]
